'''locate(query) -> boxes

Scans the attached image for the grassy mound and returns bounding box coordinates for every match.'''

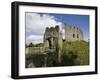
[61,40,89,66]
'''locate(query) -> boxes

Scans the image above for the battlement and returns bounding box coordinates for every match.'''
[44,25,60,39]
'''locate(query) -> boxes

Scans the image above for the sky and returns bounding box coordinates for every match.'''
[25,12,89,45]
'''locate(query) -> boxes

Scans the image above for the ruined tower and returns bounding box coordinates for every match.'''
[44,25,63,63]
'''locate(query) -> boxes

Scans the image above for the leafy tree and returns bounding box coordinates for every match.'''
[29,42,33,47]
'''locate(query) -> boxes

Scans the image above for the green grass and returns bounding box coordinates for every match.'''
[61,40,89,65]
[26,40,89,67]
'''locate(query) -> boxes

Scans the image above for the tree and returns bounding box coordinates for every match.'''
[29,42,33,47]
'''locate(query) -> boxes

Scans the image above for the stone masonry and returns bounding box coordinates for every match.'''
[64,24,83,41]
[44,25,63,63]
[44,24,83,63]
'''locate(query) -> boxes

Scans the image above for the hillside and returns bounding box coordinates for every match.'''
[61,40,89,66]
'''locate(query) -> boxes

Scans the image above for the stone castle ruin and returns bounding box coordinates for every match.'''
[26,24,83,68]
[44,24,83,48]
[44,25,63,63]
[64,24,83,41]
[43,24,83,63]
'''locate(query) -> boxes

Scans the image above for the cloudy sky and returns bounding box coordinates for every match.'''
[25,12,89,45]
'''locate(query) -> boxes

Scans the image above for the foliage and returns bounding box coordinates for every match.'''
[61,41,89,66]
[28,42,34,47]
[34,43,44,47]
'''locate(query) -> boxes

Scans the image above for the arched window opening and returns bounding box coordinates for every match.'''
[73,34,75,38]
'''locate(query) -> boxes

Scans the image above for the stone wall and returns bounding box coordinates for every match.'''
[44,25,63,63]
[64,24,83,41]
[44,25,60,49]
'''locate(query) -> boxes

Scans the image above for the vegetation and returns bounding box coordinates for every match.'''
[61,40,89,66]
[26,43,44,48]
[26,40,89,67]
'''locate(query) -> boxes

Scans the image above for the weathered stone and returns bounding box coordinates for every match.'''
[44,25,63,63]
[44,24,83,64]
[64,24,83,41]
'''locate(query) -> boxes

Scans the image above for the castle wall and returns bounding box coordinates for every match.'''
[44,25,59,48]
[64,24,83,41]
[44,25,63,63]
[58,32,63,63]
[44,24,83,64]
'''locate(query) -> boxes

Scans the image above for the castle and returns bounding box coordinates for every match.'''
[64,24,83,41]
[44,24,83,49]
[26,24,84,68]
[44,24,83,63]
[44,25,63,63]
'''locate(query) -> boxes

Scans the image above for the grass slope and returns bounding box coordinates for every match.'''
[61,40,89,66]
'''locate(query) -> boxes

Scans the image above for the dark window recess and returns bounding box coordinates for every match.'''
[73,34,75,38]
